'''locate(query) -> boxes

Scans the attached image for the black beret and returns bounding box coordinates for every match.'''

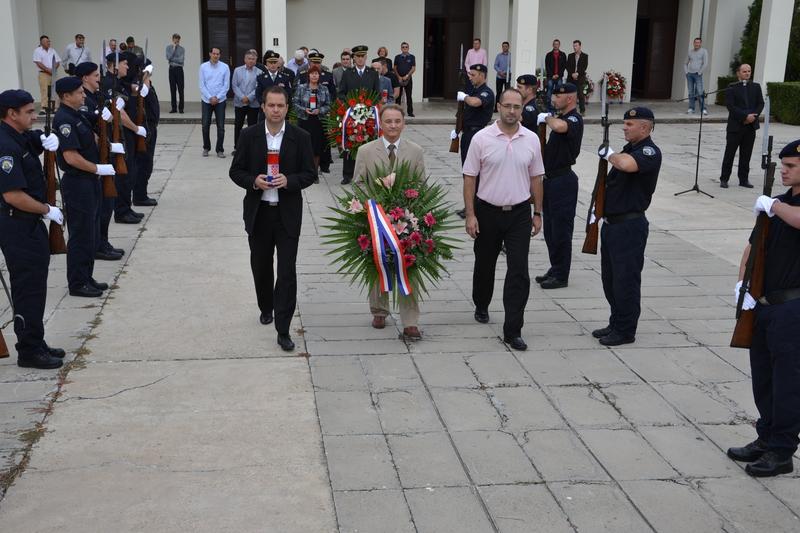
[554,82,578,94]
[0,89,34,109]
[779,140,800,159]
[264,51,280,61]
[624,106,655,121]
[516,74,538,87]
[74,62,98,77]
[55,76,83,94]
[308,51,324,62]
[351,45,369,55]
[470,64,488,74]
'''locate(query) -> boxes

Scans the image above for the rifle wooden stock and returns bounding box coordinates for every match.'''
[135,92,146,153]
[0,329,8,358]
[44,149,67,255]
[582,159,607,255]
[111,105,128,175]
[97,116,117,198]
[537,123,546,153]
[449,101,465,153]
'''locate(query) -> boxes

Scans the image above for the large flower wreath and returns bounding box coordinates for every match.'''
[605,70,626,100]
[323,88,381,159]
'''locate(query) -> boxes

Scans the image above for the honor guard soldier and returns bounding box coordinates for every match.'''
[516,75,540,130]
[299,51,336,173]
[454,63,495,218]
[256,51,293,118]
[0,89,65,369]
[534,82,583,289]
[134,60,159,207]
[53,76,115,298]
[594,107,661,346]
[727,139,800,477]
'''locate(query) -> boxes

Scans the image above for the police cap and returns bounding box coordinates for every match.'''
[105,51,135,64]
[623,106,655,121]
[554,82,578,94]
[74,62,99,77]
[264,50,280,62]
[308,51,324,63]
[351,45,368,55]
[779,139,800,159]
[470,64,488,74]
[55,76,83,95]
[0,89,34,110]
[516,74,538,87]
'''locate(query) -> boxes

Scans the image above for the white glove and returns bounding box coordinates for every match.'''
[109,142,125,154]
[450,129,458,140]
[598,145,615,160]
[735,280,757,311]
[136,126,147,137]
[589,208,597,225]
[457,91,467,102]
[44,204,63,225]
[140,84,149,98]
[101,106,112,122]
[40,133,59,152]
[537,112,550,125]
[115,96,125,111]
[753,195,777,217]
[96,164,116,176]
[143,64,154,75]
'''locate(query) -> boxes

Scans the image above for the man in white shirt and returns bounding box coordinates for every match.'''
[63,33,92,75]
[32,35,61,115]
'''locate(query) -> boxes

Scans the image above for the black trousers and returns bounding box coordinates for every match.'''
[234,106,259,150]
[0,216,50,357]
[397,77,413,114]
[97,196,114,251]
[320,143,332,171]
[114,135,139,217]
[600,216,649,337]
[63,174,101,290]
[750,298,800,457]
[249,204,299,335]
[169,66,184,112]
[134,126,157,201]
[495,78,509,108]
[575,76,586,113]
[472,202,532,338]
[542,171,579,281]
[201,101,226,154]
[721,128,756,183]
[343,152,355,180]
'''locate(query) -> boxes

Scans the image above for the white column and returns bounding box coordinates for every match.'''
[262,0,287,59]
[754,0,793,86]
[510,0,540,78]
[0,0,22,90]
[671,0,704,99]
[485,0,511,81]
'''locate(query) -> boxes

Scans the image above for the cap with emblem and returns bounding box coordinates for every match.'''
[779,139,800,159]
[55,76,83,95]
[0,89,34,110]
[351,45,369,55]
[308,51,324,63]
[264,50,280,62]
[74,62,99,77]
[624,106,655,121]
[554,82,578,94]
[470,64,488,74]
[516,74,538,87]
[105,51,135,64]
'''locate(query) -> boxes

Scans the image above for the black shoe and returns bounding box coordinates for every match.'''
[739,181,754,188]
[42,343,66,358]
[720,180,729,188]
[114,213,141,224]
[599,331,635,346]
[592,325,613,339]
[540,278,568,289]
[503,336,528,351]
[534,273,552,283]
[456,208,466,219]
[260,312,273,325]
[474,308,489,324]
[131,210,145,219]
[179,109,184,114]
[320,166,330,173]
[277,333,295,351]
[169,109,177,114]
[341,176,352,185]
[407,113,415,117]
[18,353,63,369]
[133,197,158,207]
[745,451,794,477]
[89,278,109,291]
[110,246,125,255]
[69,284,103,298]
[95,250,123,261]
[727,439,768,462]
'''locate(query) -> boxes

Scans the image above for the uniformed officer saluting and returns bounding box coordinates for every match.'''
[516,74,540,131]
[535,82,583,289]
[594,107,661,346]
[727,139,800,477]
[454,63,494,219]
[53,76,116,298]
[0,89,65,369]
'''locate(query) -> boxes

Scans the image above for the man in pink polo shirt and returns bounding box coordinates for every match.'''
[463,88,544,351]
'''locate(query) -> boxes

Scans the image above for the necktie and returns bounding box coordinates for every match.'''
[358,69,363,77]
[388,144,396,168]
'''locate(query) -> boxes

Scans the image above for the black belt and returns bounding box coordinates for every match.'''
[759,288,800,306]
[0,207,42,220]
[169,65,183,68]
[476,198,530,212]
[260,200,279,207]
[545,166,572,178]
[463,125,484,132]
[604,212,644,224]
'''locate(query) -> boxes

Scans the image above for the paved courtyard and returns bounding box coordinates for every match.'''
[1,116,800,532]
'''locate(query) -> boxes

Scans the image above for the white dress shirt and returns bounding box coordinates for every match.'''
[261,121,286,203]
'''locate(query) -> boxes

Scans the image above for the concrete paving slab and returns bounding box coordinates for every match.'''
[324,434,399,491]
[450,430,540,484]
[405,486,494,533]
[549,482,653,533]
[480,484,573,533]
[546,385,629,429]
[696,477,800,531]
[387,432,470,488]
[429,389,502,432]
[376,388,443,434]
[578,428,677,481]
[334,490,415,533]
[621,480,731,533]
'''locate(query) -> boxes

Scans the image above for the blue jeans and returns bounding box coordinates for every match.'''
[686,73,705,111]
[202,100,226,153]
[546,78,561,112]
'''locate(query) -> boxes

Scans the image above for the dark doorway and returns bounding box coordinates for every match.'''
[201,0,262,70]
[631,0,679,99]
[424,0,475,99]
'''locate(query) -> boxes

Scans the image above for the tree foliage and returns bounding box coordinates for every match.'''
[730,0,800,81]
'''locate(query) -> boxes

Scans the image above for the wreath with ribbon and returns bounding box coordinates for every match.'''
[323,88,381,159]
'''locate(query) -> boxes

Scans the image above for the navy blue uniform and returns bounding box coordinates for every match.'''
[114,78,140,217]
[256,70,293,104]
[460,83,494,165]
[0,122,51,358]
[97,75,120,248]
[749,189,800,458]
[542,108,583,283]
[600,136,661,338]
[520,100,540,131]
[54,104,101,291]
[134,83,159,202]
[393,53,416,115]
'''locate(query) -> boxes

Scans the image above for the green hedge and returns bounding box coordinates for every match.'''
[767,82,800,125]
[716,76,737,106]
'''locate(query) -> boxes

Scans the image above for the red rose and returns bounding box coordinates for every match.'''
[404,254,416,267]
[410,231,422,245]
[359,95,365,103]
[357,234,371,251]
[355,135,364,142]
[348,98,357,107]
[337,107,346,116]
[423,212,436,227]
[365,99,373,107]
[390,207,405,221]
[404,189,419,199]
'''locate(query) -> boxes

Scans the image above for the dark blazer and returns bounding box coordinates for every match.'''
[545,50,568,79]
[725,81,764,133]
[229,121,316,237]
[338,66,381,99]
[566,52,588,78]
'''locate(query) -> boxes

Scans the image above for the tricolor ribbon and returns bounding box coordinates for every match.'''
[340,105,381,151]
[365,199,412,296]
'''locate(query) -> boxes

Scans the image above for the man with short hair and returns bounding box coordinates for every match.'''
[166,33,186,114]
[394,42,416,117]
[199,47,230,158]
[685,37,709,115]
[286,50,308,75]
[105,39,117,56]
[463,88,544,351]
[464,38,488,71]
[516,75,540,130]
[566,40,588,114]
[33,35,61,116]
[63,34,92,75]
[544,39,567,112]
[373,60,395,104]
[719,63,763,189]
[493,42,511,111]
[125,36,144,61]
[333,51,352,87]
[232,50,261,151]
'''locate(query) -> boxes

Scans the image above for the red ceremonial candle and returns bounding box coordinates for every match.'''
[309,94,317,110]
[382,89,388,99]
[266,150,280,181]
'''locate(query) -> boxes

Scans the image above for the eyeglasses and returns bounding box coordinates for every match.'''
[498,103,522,111]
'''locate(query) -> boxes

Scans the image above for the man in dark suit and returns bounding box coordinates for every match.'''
[566,40,588,114]
[337,45,381,184]
[720,63,764,189]
[544,39,567,112]
[229,85,317,351]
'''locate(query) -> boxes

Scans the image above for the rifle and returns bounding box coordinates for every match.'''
[731,96,775,348]
[134,38,149,153]
[99,40,117,197]
[449,43,466,153]
[582,75,609,255]
[111,50,129,175]
[0,266,14,358]
[45,56,67,255]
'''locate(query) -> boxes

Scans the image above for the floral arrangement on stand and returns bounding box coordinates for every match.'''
[582,75,595,99]
[323,88,381,159]
[604,70,626,101]
[323,162,459,301]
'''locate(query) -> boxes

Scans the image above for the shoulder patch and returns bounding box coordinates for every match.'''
[642,146,656,156]
[567,116,579,123]
[79,105,89,113]
[59,124,72,137]
[480,92,489,98]
[525,105,534,112]
[0,156,13,174]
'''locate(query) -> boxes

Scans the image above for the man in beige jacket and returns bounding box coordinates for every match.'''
[354,104,426,339]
